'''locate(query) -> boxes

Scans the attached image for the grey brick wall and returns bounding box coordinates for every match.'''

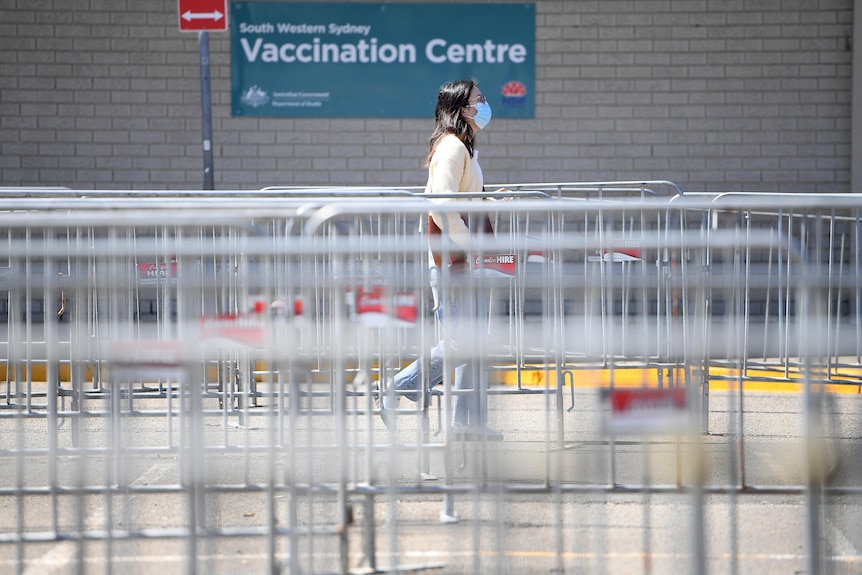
[0,0,853,192]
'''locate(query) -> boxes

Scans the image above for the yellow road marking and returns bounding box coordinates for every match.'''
[492,365,862,394]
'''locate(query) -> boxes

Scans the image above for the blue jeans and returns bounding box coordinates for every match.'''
[390,269,487,426]
[389,341,480,426]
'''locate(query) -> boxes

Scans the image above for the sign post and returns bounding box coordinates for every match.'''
[198,32,214,190]
[178,0,227,190]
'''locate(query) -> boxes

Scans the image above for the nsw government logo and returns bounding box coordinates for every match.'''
[241,85,270,108]
[501,81,527,108]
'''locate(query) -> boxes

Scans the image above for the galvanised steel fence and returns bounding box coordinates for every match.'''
[0,185,860,575]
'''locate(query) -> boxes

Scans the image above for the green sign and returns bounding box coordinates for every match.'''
[230,2,535,118]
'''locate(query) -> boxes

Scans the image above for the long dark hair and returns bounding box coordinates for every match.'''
[426,79,476,166]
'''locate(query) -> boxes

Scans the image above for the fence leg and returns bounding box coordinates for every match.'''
[363,494,377,572]
[700,367,710,435]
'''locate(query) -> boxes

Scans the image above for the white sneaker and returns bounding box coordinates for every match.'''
[373,380,397,431]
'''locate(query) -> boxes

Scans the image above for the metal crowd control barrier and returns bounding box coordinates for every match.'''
[0,186,859,575]
[667,193,862,426]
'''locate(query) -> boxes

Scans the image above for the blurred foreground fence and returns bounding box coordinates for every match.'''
[1,183,861,575]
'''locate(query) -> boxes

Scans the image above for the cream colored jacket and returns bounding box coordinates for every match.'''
[425,133,483,252]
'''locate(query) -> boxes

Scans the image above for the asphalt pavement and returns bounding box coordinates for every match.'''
[0,386,860,575]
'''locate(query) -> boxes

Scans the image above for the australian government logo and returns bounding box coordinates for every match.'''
[241,85,270,108]
[501,80,527,108]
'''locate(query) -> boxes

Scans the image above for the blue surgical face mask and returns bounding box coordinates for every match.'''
[469,101,492,129]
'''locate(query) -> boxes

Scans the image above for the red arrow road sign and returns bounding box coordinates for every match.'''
[178,0,227,32]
